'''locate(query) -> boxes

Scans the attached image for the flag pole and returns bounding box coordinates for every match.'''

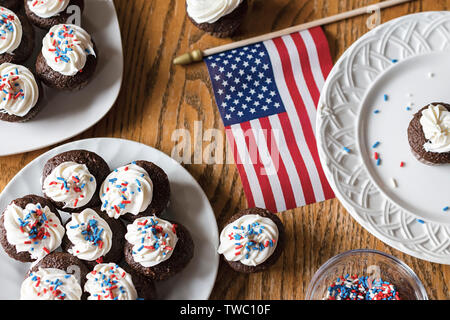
[173,0,413,65]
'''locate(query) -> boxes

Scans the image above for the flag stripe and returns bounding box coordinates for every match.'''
[258,116,297,211]
[229,125,266,208]
[265,37,324,202]
[309,27,334,81]
[239,121,278,212]
[299,29,326,90]
[268,114,307,207]
[225,128,256,208]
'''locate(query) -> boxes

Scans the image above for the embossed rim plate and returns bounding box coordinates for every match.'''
[0,138,219,299]
[317,12,450,264]
[0,0,123,156]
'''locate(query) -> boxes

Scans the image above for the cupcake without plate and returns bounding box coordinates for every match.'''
[186,0,248,38]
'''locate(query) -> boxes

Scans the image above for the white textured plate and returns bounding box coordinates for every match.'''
[0,138,219,300]
[0,0,123,156]
[317,12,450,264]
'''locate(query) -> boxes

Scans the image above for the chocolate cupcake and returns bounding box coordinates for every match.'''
[186,0,248,38]
[24,251,89,300]
[0,194,64,263]
[0,7,35,64]
[0,0,20,11]
[124,216,194,281]
[42,150,110,213]
[99,161,170,222]
[217,207,285,273]
[36,23,97,90]
[0,63,44,123]
[84,263,157,300]
[61,208,126,268]
[408,103,450,165]
[24,0,84,30]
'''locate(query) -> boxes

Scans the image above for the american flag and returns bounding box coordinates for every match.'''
[206,27,335,213]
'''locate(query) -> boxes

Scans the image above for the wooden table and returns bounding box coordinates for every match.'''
[2,0,449,300]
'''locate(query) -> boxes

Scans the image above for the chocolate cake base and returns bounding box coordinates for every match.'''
[221,207,285,273]
[187,0,248,38]
[124,221,194,281]
[42,149,110,213]
[407,103,450,165]
[61,208,127,269]
[0,12,35,64]
[0,194,63,263]
[24,0,84,30]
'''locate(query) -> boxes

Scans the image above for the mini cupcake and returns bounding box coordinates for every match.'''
[42,150,110,213]
[21,267,83,300]
[84,263,157,300]
[217,207,285,273]
[0,0,20,11]
[24,0,84,30]
[0,6,35,64]
[36,23,97,90]
[0,194,64,263]
[99,161,170,222]
[124,216,194,281]
[61,208,126,268]
[0,63,43,122]
[24,251,89,300]
[408,103,450,165]
[186,0,248,38]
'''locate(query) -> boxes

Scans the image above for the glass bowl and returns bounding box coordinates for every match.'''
[305,249,428,300]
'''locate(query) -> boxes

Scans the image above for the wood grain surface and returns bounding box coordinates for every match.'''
[1,0,449,300]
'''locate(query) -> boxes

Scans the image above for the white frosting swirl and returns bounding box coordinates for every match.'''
[42,24,96,76]
[217,214,279,266]
[26,0,70,19]
[20,268,82,300]
[0,63,39,117]
[420,104,450,153]
[84,263,138,300]
[42,161,97,209]
[186,0,243,24]
[0,7,22,54]
[66,209,112,261]
[3,203,64,260]
[125,216,178,267]
[100,163,153,219]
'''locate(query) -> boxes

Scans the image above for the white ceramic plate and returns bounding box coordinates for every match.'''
[317,12,450,264]
[0,0,123,156]
[0,138,219,300]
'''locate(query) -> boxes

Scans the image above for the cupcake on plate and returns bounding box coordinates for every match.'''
[186,0,248,38]
[0,6,35,64]
[217,207,285,273]
[24,0,84,30]
[0,194,64,263]
[0,0,20,11]
[24,252,89,300]
[84,263,157,300]
[42,150,110,212]
[61,208,126,268]
[124,216,194,281]
[36,23,97,90]
[99,161,170,222]
[407,102,450,165]
[0,63,43,122]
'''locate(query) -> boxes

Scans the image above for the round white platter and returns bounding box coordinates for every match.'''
[0,0,123,156]
[317,12,450,264]
[0,138,219,299]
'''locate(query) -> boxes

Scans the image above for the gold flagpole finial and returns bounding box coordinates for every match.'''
[173,49,204,65]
